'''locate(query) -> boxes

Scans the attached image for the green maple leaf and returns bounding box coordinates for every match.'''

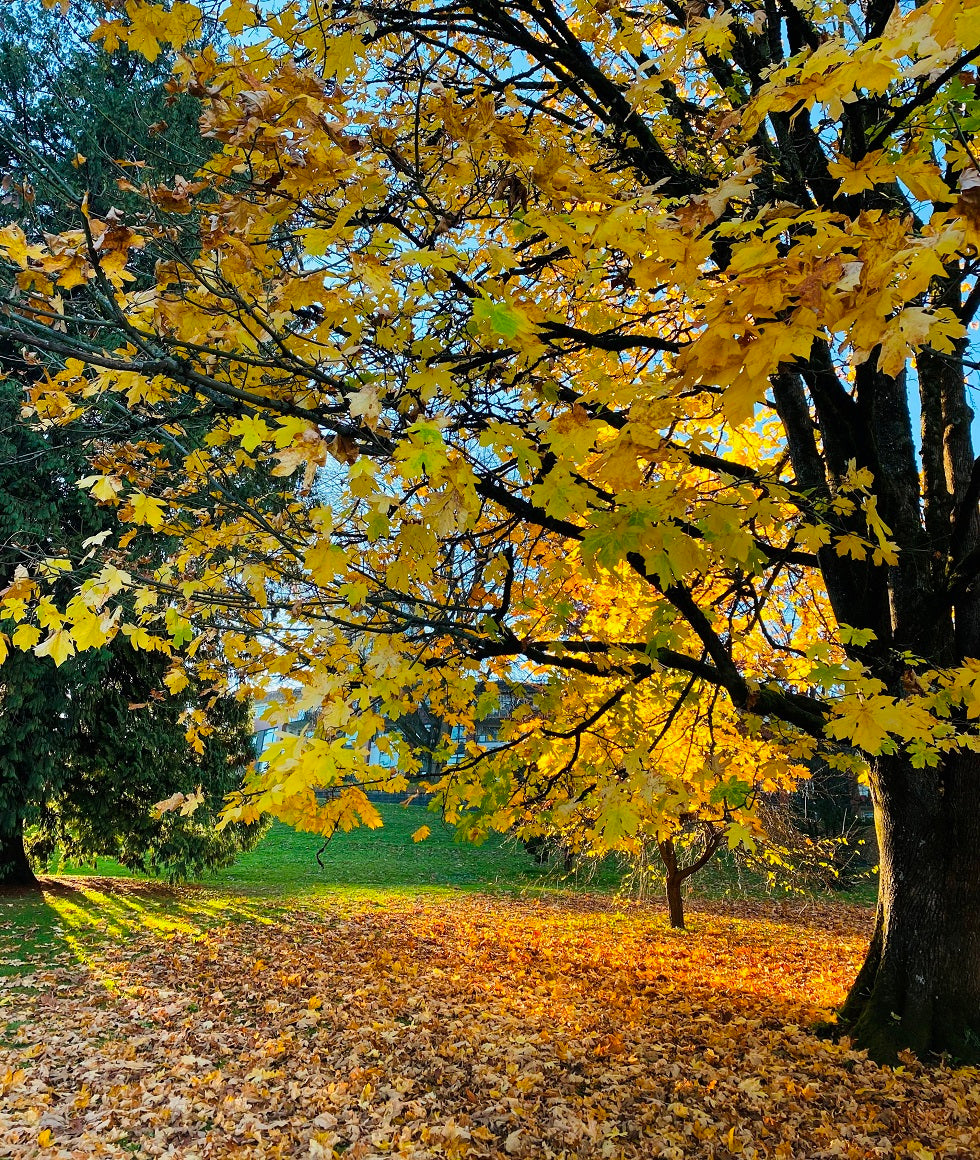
[471,298,523,339]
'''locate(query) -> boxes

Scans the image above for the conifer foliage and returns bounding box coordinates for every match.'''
[0,0,262,885]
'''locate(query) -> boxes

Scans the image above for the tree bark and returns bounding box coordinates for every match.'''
[0,814,38,887]
[838,752,980,1063]
[657,828,727,930]
[657,838,686,928]
[665,869,685,930]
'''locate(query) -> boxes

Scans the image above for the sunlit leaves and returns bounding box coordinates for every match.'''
[125,492,168,529]
[33,627,74,667]
[0,223,29,268]
[77,476,123,504]
[230,416,273,454]
[5,892,976,1156]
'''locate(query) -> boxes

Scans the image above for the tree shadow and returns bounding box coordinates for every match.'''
[37,875,272,940]
[0,877,275,988]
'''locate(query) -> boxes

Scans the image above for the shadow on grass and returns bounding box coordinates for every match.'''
[41,876,273,936]
[0,876,279,987]
[0,883,75,980]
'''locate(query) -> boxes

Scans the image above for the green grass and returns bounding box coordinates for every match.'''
[45,802,623,897]
[201,806,621,895]
[42,801,876,905]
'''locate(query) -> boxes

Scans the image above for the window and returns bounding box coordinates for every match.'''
[252,728,276,757]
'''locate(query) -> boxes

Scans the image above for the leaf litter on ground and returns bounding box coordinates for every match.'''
[0,885,977,1159]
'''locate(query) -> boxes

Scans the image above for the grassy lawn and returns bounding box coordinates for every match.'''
[44,802,623,895]
[45,800,877,901]
[201,806,622,895]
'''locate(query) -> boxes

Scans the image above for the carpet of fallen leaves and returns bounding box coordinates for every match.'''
[1,885,978,1159]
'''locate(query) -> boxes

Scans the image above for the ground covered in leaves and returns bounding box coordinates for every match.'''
[1,884,977,1159]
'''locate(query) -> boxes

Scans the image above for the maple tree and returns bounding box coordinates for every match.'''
[2,0,980,1060]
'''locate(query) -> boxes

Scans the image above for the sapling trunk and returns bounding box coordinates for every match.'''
[657,826,726,930]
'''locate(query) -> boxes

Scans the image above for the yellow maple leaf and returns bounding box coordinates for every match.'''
[825,695,910,754]
[0,224,29,268]
[89,19,126,52]
[127,492,167,528]
[123,623,165,651]
[231,415,272,452]
[12,624,42,650]
[168,1,203,47]
[78,474,124,503]
[876,307,933,377]
[56,258,88,290]
[34,628,75,667]
[348,385,382,428]
[221,0,258,37]
[164,666,191,694]
[304,540,347,584]
[834,533,869,560]
[124,2,162,61]
[69,608,111,652]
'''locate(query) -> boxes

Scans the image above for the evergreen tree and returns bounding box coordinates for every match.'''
[0,0,210,228]
[0,377,266,885]
[0,2,263,885]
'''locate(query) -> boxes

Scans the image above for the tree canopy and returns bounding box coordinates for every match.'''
[2,0,980,1058]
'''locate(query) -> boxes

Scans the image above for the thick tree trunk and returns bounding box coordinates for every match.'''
[0,814,38,887]
[838,752,980,1063]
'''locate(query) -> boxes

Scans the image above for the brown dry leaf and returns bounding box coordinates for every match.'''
[1,891,978,1159]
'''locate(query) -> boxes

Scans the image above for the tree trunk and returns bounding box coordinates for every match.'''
[838,752,980,1063]
[0,814,38,887]
[665,870,685,930]
[658,838,686,929]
